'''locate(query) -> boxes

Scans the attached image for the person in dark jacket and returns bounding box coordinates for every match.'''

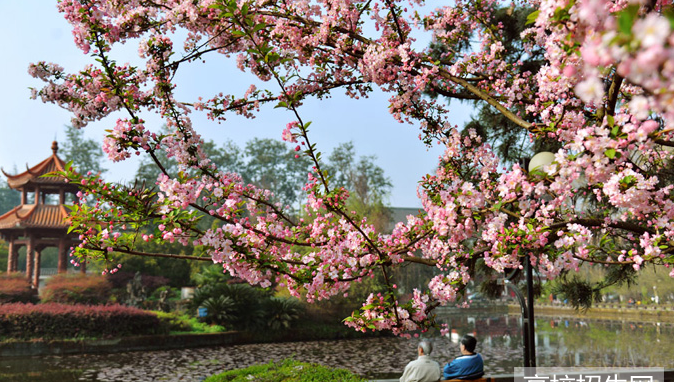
[443,334,484,380]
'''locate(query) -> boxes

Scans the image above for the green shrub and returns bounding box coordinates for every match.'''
[41,274,112,305]
[262,297,303,331]
[191,267,269,330]
[154,311,193,332]
[154,311,225,334]
[199,295,236,325]
[191,266,305,332]
[0,273,37,304]
[204,359,366,382]
[0,303,165,340]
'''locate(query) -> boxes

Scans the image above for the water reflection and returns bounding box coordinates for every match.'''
[1,310,672,381]
[534,318,674,368]
[436,309,674,372]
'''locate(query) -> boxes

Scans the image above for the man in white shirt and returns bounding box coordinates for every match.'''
[400,340,441,382]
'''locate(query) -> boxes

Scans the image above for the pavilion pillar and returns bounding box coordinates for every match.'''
[80,260,86,274]
[25,237,35,285]
[7,239,14,272]
[57,237,68,273]
[33,249,42,289]
[11,244,22,273]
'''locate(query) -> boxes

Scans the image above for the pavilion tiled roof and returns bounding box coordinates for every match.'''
[0,204,71,231]
[1,141,75,190]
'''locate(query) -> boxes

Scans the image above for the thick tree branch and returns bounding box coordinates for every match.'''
[436,68,534,131]
[547,218,655,236]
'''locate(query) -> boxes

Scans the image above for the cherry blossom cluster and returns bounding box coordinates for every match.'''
[103,118,154,162]
[35,0,674,334]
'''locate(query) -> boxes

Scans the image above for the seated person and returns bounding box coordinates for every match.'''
[400,340,441,382]
[443,334,484,380]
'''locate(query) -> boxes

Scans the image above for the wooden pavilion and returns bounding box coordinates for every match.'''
[0,141,82,288]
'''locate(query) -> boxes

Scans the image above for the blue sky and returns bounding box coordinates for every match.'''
[0,1,473,208]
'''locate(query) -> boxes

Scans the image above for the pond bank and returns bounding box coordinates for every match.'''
[0,327,388,359]
[516,303,674,323]
[0,332,243,358]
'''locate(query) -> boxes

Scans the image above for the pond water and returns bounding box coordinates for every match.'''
[1,309,672,381]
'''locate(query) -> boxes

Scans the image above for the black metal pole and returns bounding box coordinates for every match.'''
[503,279,530,367]
[503,255,537,368]
[525,254,537,367]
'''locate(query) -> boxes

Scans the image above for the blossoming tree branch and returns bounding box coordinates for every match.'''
[31,0,674,334]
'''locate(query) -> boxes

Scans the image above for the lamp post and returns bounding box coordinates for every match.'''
[501,151,555,367]
[502,257,536,368]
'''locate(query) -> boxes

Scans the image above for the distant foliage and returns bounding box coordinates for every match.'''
[0,303,164,340]
[204,359,366,382]
[0,273,37,304]
[41,274,112,305]
[106,271,169,291]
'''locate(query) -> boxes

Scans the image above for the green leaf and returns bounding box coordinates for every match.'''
[617,5,639,36]
[605,148,616,159]
[526,10,540,25]
[621,175,636,186]
[606,114,615,128]
[251,23,266,33]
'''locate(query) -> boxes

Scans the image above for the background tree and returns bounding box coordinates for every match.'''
[241,138,312,210]
[427,5,555,165]
[325,142,392,232]
[136,129,243,187]
[0,178,20,216]
[60,125,107,175]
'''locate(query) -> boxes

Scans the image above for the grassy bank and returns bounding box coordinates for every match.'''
[204,359,366,382]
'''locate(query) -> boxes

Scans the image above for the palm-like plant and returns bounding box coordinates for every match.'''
[200,295,236,325]
[263,297,304,331]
